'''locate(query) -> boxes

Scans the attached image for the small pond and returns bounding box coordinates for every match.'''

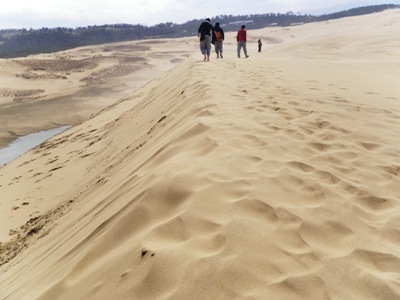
[0,126,70,167]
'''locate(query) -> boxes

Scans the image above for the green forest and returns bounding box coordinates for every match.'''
[0,4,398,58]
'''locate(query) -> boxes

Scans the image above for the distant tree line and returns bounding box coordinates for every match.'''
[0,4,398,58]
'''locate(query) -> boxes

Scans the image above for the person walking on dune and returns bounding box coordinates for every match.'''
[237,24,249,58]
[198,18,214,61]
[213,22,225,58]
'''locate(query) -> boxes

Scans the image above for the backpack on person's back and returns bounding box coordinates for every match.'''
[215,31,223,42]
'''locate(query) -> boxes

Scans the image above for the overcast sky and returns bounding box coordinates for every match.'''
[1,0,399,29]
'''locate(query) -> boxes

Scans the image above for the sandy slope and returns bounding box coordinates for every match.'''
[1,10,400,299]
[0,38,195,148]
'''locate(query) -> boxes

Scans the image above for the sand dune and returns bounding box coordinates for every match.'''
[1,10,400,299]
[0,38,195,147]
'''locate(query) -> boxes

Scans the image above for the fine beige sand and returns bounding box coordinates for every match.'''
[1,10,400,299]
[0,39,194,148]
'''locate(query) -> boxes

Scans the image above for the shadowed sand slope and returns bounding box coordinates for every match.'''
[1,10,400,300]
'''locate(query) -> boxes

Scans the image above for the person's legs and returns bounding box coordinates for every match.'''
[215,42,223,58]
[237,42,242,58]
[205,35,211,61]
[243,42,248,57]
[200,40,206,60]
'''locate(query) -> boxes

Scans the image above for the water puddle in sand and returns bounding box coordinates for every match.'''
[0,126,70,167]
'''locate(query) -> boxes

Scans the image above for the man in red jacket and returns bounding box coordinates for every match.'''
[236,24,249,58]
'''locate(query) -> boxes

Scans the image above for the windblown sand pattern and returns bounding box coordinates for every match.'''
[102,44,151,52]
[80,64,144,86]
[0,9,399,300]
[15,58,98,72]
[15,72,67,80]
[0,88,45,101]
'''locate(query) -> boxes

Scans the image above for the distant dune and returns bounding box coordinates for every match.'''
[0,10,400,299]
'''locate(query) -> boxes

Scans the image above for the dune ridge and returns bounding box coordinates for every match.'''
[1,10,400,299]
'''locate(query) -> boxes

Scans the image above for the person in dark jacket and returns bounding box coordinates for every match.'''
[197,18,214,61]
[213,22,225,58]
[236,24,249,58]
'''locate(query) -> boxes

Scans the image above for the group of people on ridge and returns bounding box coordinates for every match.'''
[198,18,260,61]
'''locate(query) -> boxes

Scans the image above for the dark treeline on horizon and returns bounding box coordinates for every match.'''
[0,4,398,58]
